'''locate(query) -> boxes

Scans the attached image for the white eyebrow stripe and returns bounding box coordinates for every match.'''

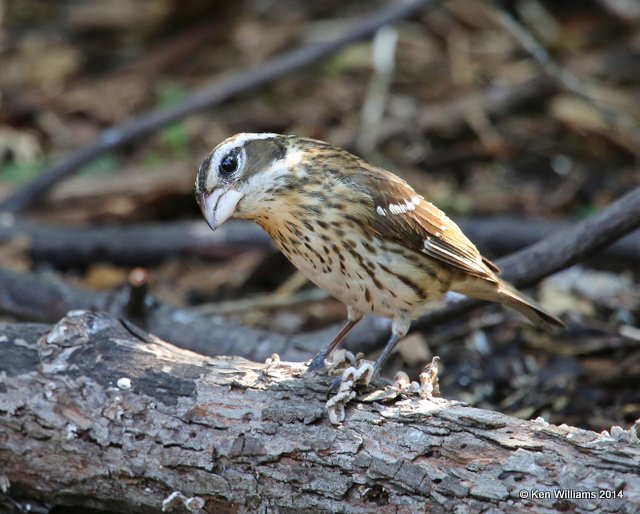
[210,133,279,169]
[227,132,280,146]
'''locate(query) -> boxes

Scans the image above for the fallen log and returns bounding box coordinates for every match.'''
[0,311,637,513]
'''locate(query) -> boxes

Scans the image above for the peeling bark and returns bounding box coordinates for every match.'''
[0,311,638,513]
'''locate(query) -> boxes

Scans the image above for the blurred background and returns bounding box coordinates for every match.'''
[1,0,639,431]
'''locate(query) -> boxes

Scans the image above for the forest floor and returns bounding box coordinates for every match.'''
[1,0,639,433]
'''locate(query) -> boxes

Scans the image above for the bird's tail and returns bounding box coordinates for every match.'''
[451,277,565,331]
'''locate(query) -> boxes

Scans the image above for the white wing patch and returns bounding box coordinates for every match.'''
[376,196,420,217]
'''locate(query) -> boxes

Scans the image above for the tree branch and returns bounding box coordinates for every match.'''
[498,182,640,286]
[0,218,272,268]
[1,216,638,269]
[0,264,289,362]
[0,311,636,513]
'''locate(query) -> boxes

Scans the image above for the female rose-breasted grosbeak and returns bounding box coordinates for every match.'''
[196,133,563,380]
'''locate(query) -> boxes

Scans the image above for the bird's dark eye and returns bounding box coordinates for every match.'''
[219,151,239,175]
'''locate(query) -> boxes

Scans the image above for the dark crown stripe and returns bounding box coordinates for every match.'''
[197,154,212,192]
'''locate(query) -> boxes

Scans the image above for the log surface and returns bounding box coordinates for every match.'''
[0,311,638,513]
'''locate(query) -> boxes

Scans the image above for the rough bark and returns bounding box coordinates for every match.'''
[1,311,638,514]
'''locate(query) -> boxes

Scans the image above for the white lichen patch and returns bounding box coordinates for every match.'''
[327,348,358,370]
[0,473,10,493]
[117,377,132,390]
[162,491,205,513]
[66,423,78,440]
[264,353,280,366]
[418,356,440,399]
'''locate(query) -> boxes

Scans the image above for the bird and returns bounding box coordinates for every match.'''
[195,132,564,384]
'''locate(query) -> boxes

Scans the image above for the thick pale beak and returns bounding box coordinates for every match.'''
[198,188,244,230]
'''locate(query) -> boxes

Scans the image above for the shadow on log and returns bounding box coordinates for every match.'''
[1,311,638,513]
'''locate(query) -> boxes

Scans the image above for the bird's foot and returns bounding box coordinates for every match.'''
[307,351,328,372]
[326,367,391,396]
[325,361,376,424]
[306,348,359,375]
[322,353,443,424]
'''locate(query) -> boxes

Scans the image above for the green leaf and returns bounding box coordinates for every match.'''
[0,160,48,183]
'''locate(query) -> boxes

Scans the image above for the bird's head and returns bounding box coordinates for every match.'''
[195,132,292,230]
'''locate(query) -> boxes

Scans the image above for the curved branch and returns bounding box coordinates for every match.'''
[497,184,640,286]
[407,183,640,331]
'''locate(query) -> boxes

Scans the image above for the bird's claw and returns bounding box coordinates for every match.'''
[307,348,358,375]
[307,352,328,372]
[326,362,392,397]
[326,375,344,397]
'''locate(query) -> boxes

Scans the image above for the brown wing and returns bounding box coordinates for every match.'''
[352,164,500,281]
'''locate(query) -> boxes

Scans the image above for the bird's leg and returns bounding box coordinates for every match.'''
[371,331,402,380]
[327,313,410,393]
[308,307,363,371]
[370,314,410,383]
[307,319,359,371]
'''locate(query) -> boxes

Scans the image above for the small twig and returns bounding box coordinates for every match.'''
[484,0,579,92]
[416,76,552,132]
[355,26,398,155]
[0,0,438,213]
[125,267,149,327]
[593,0,640,21]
